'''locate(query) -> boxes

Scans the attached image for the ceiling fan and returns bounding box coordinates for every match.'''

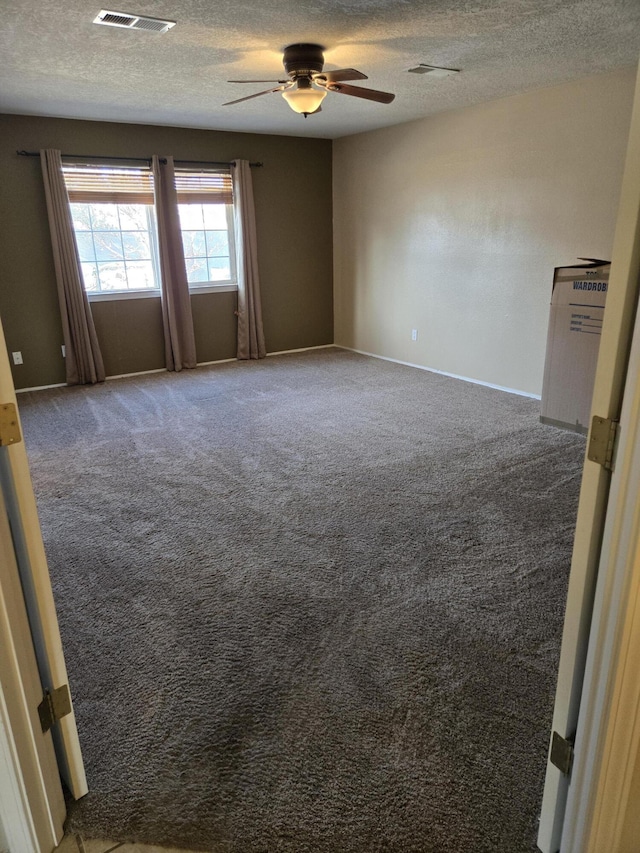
[224,43,395,117]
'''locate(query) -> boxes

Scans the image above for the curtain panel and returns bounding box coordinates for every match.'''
[151,155,197,372]
[233,160,266,360]
[40,149,105,385]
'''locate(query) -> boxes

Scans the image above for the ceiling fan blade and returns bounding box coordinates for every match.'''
[320,68,368,83]
[227,79,289,84]
[327,82,395,104]
[223,85,287,106]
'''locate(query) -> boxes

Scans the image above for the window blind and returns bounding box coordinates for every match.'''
[173,170,233,205]
[62,165,154,204]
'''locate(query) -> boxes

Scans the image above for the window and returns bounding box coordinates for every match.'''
[63,163,236,298]
[174,169,236,290]
[63,165,159,297]
[70,201,159,294]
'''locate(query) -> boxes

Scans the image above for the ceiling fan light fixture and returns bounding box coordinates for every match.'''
[225,44,394,114]
[282,82,327,116]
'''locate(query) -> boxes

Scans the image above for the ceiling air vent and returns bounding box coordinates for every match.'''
[408,64,460,78]
[93,9,176,33]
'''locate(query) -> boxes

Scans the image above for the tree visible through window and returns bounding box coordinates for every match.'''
[63,163,236,296]
[70,201,159,292]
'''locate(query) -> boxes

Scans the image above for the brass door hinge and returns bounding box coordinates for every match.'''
[0,403,21,446]
[38,685,72,733]
[550,730,574,777]
[588,416,619,472]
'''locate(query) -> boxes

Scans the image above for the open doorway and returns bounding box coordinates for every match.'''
[16,347,586,852]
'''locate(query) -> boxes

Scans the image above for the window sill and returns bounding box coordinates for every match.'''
[87,283,238,302]
[88,290,160,302]
[190,283,238,295]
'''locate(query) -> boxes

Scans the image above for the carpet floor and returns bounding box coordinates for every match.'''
[18,349,585,853]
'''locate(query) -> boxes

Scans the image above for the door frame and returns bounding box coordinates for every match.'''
[0,309,87,852]
[538,57,640,851]
[566,286,640,850]
[558,56,640,851]
[0,685,41,853]
[1,62,639,853]
[0,483,65,853]
[0,370,87,801]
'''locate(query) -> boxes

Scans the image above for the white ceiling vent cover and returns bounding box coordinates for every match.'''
[408,65,460,78]
[93,10,176,33]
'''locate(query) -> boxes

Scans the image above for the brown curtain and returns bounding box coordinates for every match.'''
[233,160,266,360]
[40,149,105,385]
[151,155,197,371]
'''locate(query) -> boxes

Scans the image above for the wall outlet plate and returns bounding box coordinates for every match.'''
[11,351,23,365]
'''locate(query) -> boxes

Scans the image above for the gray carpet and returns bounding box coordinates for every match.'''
[19,349,585,853]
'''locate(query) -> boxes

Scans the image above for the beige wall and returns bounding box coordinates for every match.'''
[333,68,636,396]
[0,115,333,389]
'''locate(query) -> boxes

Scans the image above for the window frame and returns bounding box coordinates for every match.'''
[177,199,238,294]
[72,200,163,301]
[63,162,238,301]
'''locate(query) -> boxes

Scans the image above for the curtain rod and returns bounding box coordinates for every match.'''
[16,151,263,168]
[175,158,262,168]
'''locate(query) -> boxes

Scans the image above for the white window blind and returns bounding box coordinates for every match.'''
[62,164,233,205]
[61,160,237,296]
[62,165,154,204]
[173,169,233,205]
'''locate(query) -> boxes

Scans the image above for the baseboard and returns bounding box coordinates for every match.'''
[105,367,167,381]
[194,358,238,368]
[266,344,335,358]
[15,345,338,392]
[14,346,536,400]
[106,345,336,376]
[337,346,542,400]
[15,382,67,393]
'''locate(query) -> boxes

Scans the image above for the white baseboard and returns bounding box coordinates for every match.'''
[14,344,337,392]
[15,382,66,394]
[194,358,237,368]
[105,367,167,381]
[15,345,536,400]
[338,346,542,400]
[266,344,335,358]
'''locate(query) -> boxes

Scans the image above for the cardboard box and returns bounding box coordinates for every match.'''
[540,258,610,434]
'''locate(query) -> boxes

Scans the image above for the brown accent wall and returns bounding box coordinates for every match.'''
[0,114,333,388]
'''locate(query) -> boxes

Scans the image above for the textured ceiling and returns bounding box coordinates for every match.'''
[1,0,639,139]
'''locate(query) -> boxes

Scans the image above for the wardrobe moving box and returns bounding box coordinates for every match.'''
[540,259,610,434]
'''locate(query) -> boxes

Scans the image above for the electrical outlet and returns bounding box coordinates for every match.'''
[61,345,66,358]
[12,351,23,365]
[411,329,418,342]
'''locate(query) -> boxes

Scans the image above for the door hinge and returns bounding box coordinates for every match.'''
[38,684,72,734]
[0,403,21,446]
[550,730,574,777]
[588,416,620,472]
